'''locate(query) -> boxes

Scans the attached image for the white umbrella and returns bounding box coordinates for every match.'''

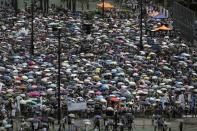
[157,90,162,94]
[88,90,94,94]
[181,53,190,57]
[152,85,159,89]
[129,81,136,86]
[161,88,167,91]
[100,98,107,103]
[107,107,114,111]
[68,114,75,118]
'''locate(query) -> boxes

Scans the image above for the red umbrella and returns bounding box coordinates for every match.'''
[28,91,40,97]
[110,97,120,102]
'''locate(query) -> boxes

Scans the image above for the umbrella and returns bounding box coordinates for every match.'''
[93,75,101,81]
[157,90,163,94]
[137,90,148,96]
[20,100,26,105]
[0,66,6,72]
[28,91,41,97]
[4,124,12,129]
[110,97,120,102]
[100,98,107,103]
[95,91,102,95]
[153,14,168,19]
[127,101,134,105]
[88,90,94,94]
[27,118,40,122]
[106,107,114,111]
[7,89,14,93]
[100,84,109,90]
[163,66,172,71]
[95,115,102,119]
[192,89,197,93]
[48,84,56,88]
[68,113,75,118]
[120,97,127,101]
[83,119,91,125]
[181,53,190,57]
[96,95,104,100]
[25,100,37,105]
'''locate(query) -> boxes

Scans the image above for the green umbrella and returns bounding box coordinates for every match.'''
[5,94,13,97]
[26,100,37,105]
[163,66,172,71]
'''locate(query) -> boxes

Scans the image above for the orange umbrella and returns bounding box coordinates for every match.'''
[152,25,172,31]
[159,25,172,30]
[97,2,114,9]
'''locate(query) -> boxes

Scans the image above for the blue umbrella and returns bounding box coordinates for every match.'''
[3,75,11,81]
[100,84,109,91]
[120,97,126,101]
[96,95,104,100]
[153,14,168,19]
[95,115,102,119]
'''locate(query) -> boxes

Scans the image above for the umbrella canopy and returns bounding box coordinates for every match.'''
[152,25,172,31]
[153,14,168,19]
[109,97,120,102]
[95,115,102,119]
[148,11,159,17]
[28,91,41,97]
[68,113,75,118]
[106,107,114,111]
[100,84,109,91]
[97,2,114,9]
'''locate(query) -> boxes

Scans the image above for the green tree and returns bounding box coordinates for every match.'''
[86,0,89,10]
[61,0,76,12]
[61,0,70,10]
[12,0,18,16]
[43,0,49,14]
[39,0,43,10]
[39,0,49,14]
[72,0,77,12]
[79,0,89,11]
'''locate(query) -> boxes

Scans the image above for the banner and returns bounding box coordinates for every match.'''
[67,102,87,111]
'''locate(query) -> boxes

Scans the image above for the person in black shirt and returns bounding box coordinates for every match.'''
[179,121,183,131]
[93,117,100,131]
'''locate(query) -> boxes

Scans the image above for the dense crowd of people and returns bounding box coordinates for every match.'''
[0,1,197,131]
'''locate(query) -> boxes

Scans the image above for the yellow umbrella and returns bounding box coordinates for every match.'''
[144,76,150,80]
[93,75,101,81]
[95,68,101,74]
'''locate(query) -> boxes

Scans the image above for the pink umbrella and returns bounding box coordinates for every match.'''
[28,91,40,97]
[28,61,36,66]
[115,39,124,44]
[95,91,102,95]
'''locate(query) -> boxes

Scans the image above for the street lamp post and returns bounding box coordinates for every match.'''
[102,0,105,18]
[113,111,118,131]
[139,0,143,50]
[57,28,61,126]
[51,25,62,130]
[31,0,34,55]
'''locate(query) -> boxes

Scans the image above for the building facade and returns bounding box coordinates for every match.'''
[0,0,12,9]
[172,1,197,44]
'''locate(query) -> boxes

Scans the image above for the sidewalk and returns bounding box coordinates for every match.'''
[13,117,197,131]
